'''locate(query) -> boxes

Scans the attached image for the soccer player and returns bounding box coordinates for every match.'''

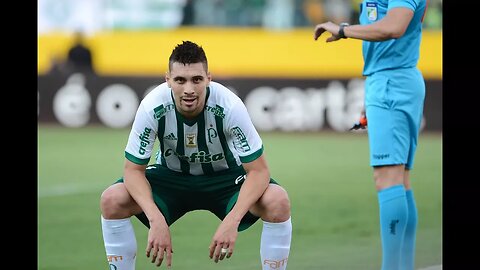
[100,41,292,270]
[313,1,428,269]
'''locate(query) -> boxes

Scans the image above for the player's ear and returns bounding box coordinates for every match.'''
[165,72,171,88]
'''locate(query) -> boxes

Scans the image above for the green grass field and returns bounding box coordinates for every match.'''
[38,125,442,270]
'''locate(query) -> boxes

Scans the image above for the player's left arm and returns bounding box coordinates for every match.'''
[209,153,270,262]
[230,154,271,224]
[209,98,270,262]
[227,98,270,223]
[224,98,270,224]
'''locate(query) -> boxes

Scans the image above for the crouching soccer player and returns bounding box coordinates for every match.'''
[100,40,292,269]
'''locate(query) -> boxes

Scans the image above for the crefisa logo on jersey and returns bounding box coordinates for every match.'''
[138,127,152,154]
[164,149,224,163]
[366,2,378,21]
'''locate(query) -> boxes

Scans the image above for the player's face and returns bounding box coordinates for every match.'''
[166,62,211,119]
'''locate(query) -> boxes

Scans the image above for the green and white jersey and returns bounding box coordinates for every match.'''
[124,81,264,175]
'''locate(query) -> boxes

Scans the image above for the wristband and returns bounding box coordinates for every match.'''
[338,23,349,39]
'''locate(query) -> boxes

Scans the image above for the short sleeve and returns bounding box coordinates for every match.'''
[124,102,158,165]
[225,99,263,163]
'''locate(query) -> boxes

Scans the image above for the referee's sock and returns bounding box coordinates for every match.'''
[378,185,408,270]
[101,216,137,270]
[400,189,418,270]
[260,217,292,270]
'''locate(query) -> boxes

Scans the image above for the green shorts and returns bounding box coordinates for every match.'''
[114,164,279,232]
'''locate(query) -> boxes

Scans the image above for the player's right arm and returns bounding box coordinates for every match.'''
[123,95,173,267]
[341,7,414,41]
[314,6,414,42]
[123,160,173,268]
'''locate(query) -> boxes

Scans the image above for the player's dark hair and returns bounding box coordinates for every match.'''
[169,41,208,72]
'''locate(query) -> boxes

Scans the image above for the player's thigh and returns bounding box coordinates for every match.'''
[366,105,409,166]
[365,72,423,167]
[393,69,425,169]
[142,165,195,226]
[116,165,192,227]
[221,178,282,232]
[365,86,409,168]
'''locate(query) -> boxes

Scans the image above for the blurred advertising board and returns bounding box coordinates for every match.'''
[37,74,441,132]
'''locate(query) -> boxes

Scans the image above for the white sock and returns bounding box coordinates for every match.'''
[101,216,137,270]
[260,217,292,270]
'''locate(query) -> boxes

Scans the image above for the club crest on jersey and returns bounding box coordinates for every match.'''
[366,2,378,21]
[186,133,197,148]
[207,127,218,144]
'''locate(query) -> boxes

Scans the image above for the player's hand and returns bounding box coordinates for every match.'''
[146,220,173,268]
[208,217,240,263]
[314,22,341,42]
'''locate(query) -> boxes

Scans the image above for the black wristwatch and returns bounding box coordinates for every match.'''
[338,23,349,39]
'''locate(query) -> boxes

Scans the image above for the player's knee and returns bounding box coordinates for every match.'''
[100,184,136,219]
[274,195,291,220]
[260,185,291,222]
[100,188,119,218]
[373,165,405,191]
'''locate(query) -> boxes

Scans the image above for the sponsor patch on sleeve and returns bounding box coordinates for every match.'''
[231,126,251,153]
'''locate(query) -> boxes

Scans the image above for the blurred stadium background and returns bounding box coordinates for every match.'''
[37,0,442,269]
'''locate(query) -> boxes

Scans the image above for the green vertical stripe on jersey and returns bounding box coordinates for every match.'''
[215,115,237,168]
[197,111,214,174]
[157,115,167,166]
[175,110,190,174]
